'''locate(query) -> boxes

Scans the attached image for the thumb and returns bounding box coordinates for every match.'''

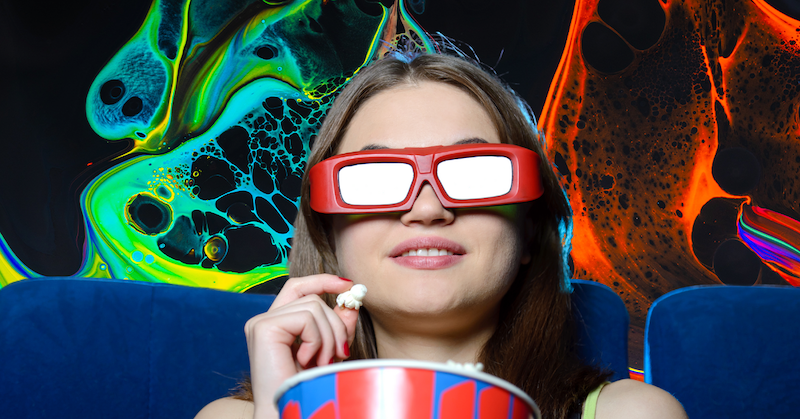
[333,304,361,346]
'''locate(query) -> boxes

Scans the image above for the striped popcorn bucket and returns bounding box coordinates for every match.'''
[274,359,540,419]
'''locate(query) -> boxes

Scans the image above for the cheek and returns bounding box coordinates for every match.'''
[331,215,386,275]
[519,218,533,265]
[480,208,526,244]
[490,216,530,268]
[331,216,357,271]
[503,225,527,264]
[502,207,533,265]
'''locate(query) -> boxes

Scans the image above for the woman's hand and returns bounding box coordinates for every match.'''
[245,274,360,419]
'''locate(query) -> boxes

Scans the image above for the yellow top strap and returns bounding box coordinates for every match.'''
[583,381,610,419]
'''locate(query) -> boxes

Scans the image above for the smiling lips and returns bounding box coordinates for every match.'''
[401,248,454,257]
[390,237,465,269]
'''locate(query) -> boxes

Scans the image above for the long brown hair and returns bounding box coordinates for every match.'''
[241,53,610,418]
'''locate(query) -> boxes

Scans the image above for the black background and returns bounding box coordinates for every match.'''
[0,0,574,276]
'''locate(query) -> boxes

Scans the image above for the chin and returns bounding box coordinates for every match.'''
[369,292,463,317]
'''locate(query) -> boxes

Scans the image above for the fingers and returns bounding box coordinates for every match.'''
[244,274,363,418]
[245,311,317,416]
[271,274,354,308]
[333,303,360,350]
[268,274,358,362]
[250,310,324,366]
[320,300,353,361]
[246,278,358,366]
[266,297,350,365]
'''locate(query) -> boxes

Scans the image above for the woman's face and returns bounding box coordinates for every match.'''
[331,81,531,331]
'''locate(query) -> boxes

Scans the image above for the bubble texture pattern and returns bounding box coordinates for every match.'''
[541,0,800,364]
[0,0,435,291]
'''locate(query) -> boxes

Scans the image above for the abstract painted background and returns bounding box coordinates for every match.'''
[2,0,799,369]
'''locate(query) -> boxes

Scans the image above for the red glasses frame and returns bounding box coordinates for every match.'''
[308,143,544,214]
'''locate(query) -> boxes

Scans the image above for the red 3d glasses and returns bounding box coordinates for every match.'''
[309,143,544,214]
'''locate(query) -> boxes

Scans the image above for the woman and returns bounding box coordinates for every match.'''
[197,53,687,419]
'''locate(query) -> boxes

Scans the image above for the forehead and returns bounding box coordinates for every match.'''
[337,81,500,154]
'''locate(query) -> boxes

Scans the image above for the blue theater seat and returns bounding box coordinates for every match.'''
[0,277,628,418]
[0,277,275,419]
[645,285,800,418]
[571,279,630,382]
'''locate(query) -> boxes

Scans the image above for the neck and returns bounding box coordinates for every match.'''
[369,307,499,364]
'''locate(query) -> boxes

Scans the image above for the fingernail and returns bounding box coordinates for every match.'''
[330,357,335,365]
[339,276,352,281]
[343,342,350,357]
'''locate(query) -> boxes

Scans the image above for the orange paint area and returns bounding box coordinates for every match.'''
[540,0,800,366]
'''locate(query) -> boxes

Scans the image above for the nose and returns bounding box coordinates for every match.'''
[400,183,455,226]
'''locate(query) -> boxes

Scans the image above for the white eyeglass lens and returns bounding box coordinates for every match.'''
[437,156,513,200]
[338,163,414,205]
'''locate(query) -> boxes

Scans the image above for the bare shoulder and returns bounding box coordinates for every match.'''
[595,379,688,419]
[195,397,254,419]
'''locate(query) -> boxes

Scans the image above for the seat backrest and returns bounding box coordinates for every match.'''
[645,285,800,418]
[571,279,630,382]
[0,277,275,419]
[0,277,628,418]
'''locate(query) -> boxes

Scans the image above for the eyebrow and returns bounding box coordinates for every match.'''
[360,144,390,151]
[359,137,489,151]
[454,138,489,145]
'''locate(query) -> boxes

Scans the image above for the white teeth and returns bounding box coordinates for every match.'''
[399,248,455,257]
